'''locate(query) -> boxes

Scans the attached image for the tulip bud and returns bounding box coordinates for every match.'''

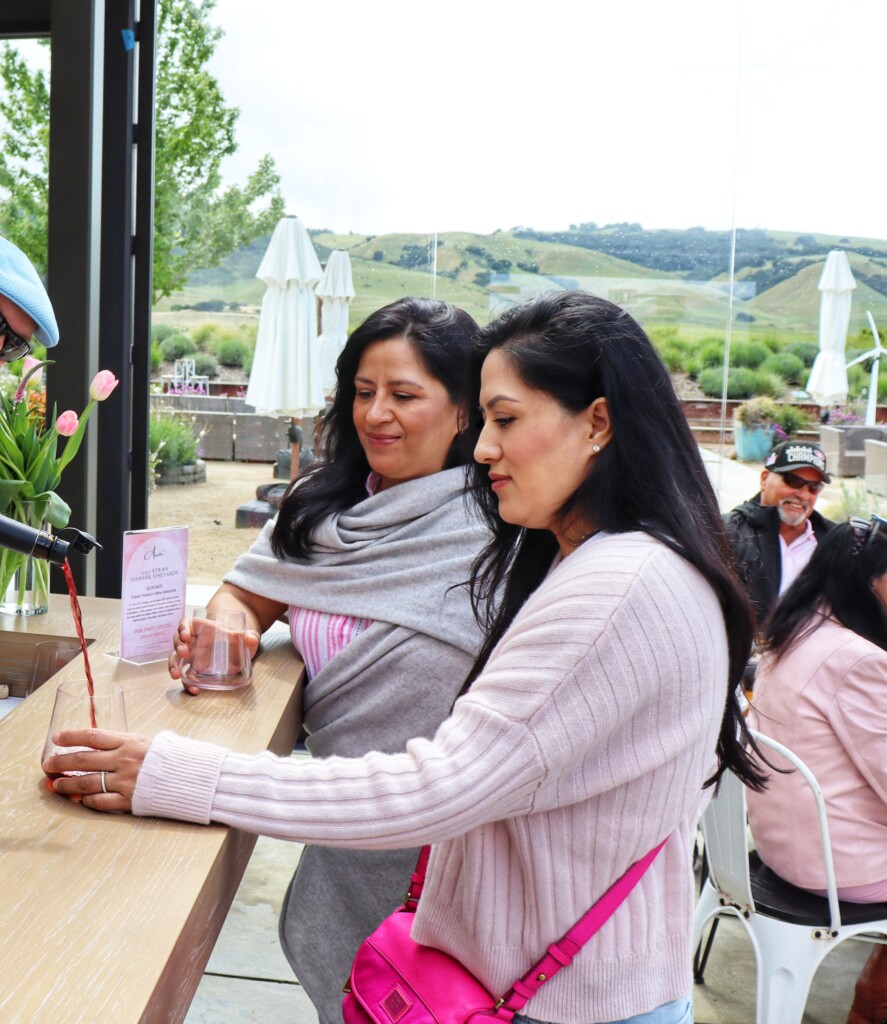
[89,370,119,401]
[55,410,80,436]
[21,356,43,386]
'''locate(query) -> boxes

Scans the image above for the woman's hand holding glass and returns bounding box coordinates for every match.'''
[42,728,151,812]
[169,608,260,694]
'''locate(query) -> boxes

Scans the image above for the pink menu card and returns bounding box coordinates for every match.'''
[119,526,188,664]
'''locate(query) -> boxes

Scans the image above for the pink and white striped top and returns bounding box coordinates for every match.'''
[289,607,373,680]
[287,472,380,679]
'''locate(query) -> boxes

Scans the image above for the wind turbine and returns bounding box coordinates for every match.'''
[846,310,887,425]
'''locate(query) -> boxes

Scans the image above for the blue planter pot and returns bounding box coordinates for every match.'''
[734,422,775,461]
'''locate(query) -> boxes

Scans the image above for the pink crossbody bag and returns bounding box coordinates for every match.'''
[343,837,667,1024]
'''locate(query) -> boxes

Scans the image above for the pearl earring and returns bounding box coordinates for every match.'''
[592,444,602,454]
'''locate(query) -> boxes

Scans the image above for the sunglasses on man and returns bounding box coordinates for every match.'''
[0,310,33,362]
[779,470,825,495]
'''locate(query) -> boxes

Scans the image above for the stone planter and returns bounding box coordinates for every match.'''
[155,458,207,486]
[733,422,775,462]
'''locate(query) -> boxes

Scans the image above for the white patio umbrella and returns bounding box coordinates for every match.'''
[315,250,355,395]
[806,250,856,408]
[245,216,325,419]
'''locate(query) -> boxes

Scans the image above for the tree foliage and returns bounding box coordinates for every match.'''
[514,222,887,294]
[0,0,284,300]
[0,43,49,266]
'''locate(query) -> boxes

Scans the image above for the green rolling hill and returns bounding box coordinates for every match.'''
[162,224,887,343]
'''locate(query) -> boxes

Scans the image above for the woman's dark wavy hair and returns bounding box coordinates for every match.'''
[270,296,480,560]
[764,520,887,659]
[463,290,766,791]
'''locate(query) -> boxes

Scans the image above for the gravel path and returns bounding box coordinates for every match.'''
[147,460,276,586]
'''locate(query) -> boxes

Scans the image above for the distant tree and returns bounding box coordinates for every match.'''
[0,44,49,266]
[395,244,430,269]
[0,0,284,300]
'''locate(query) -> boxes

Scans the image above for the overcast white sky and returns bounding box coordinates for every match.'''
[205,0,887,239]
[17,1,885,240]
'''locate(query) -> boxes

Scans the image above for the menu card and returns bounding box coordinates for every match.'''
[118,526,188,664]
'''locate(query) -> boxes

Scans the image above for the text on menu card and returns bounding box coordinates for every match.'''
[119,526,188,663]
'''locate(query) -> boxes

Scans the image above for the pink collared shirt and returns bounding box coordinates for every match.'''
[779,518,817,594]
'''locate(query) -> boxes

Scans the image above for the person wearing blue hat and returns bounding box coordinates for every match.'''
[0,235,59,361]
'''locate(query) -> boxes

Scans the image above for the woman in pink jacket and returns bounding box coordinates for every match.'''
[746,516,887,1024]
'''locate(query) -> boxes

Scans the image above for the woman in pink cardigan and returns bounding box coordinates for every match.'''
[45,291,765,1024]
[746,517,887,1024]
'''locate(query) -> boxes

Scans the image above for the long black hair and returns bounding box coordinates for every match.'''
[271,296,479,560]
[765,519,887,659]
[464,290,766,790]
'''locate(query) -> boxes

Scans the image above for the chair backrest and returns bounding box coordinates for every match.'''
[700,764,756,913]
[174,358,196,384]
[748,730,843,930]
[701,731,844,927]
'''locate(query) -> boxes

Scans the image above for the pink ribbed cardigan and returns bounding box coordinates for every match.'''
[132,532,727,1022]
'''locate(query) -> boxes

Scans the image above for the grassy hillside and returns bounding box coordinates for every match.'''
[152,222,887,406]
[160,224,887,347]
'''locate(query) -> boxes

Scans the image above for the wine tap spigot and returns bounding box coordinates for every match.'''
[57,527,103,556]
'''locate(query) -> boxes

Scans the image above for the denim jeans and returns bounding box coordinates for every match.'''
[514,995,693,1024]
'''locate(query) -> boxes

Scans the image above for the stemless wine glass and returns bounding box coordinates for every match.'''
[42,678,127,778]
[27,639,82,697]
[178,608,253,691]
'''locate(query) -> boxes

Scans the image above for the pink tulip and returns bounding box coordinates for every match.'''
[55,410,80,436]
[14,356,45,404]
[89,370,119,401]
[20,356,43,386]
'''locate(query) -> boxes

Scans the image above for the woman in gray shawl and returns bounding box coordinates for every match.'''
[168,297,489,1023]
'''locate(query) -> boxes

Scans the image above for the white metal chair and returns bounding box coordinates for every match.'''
[693,729,887,1024]
[171,358,209,395]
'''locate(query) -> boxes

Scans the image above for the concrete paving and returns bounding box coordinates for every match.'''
[183,446,868,1024]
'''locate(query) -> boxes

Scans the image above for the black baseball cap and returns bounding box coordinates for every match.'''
[764,441,830,483]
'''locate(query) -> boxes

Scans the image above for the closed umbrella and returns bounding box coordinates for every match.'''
[246,216,325,418]
[806,250,856,408]
[315,250,355,395]
[245,216,324,478]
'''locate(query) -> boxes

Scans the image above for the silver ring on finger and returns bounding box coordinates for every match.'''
[100,771,108,794]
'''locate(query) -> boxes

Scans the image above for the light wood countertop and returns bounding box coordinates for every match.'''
[0,595,303,1023]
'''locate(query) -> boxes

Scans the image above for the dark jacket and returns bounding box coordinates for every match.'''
[724,493,834,623]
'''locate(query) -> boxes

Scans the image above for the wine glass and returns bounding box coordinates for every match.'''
[176,608,253,691]
[42,678,127,779]
[27,639,82,697]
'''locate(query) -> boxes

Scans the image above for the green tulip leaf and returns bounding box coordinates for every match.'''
[45,491,72,529]
[0,479,26,515]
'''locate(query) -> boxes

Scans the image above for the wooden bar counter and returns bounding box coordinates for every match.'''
[0,595,304,1023]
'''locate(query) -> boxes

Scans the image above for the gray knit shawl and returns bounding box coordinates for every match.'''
[224,466,484,654]
[225,467,490,1023]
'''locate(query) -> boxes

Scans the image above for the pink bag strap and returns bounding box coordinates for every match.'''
[404,836,668,1015]
[498,837,667,1013]
[403,845,432,906]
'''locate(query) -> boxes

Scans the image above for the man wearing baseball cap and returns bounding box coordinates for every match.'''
[725,440,835,623]
[0,234,59,361]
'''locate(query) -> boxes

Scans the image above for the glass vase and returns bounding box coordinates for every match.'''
[0,500,51,616]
